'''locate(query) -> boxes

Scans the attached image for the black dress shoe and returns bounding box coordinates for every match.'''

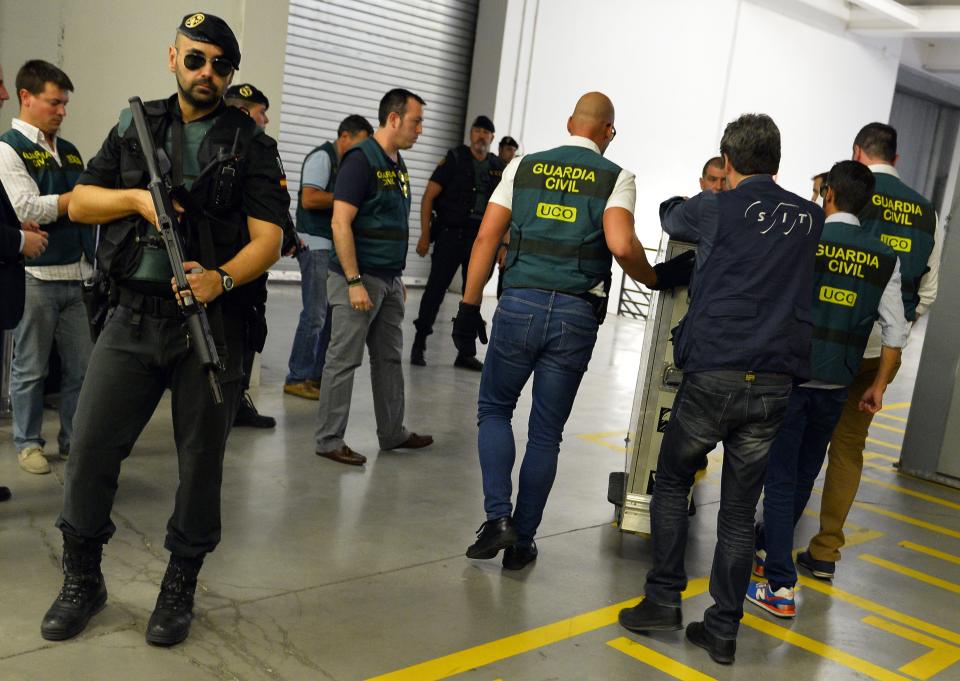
[146,555,203,647]
[797,550,835,580]
[454,355,483,371]
[234,392,277,428]
[502,541,537,570]
[686,621,735,665]
[618,598,682,632]
[466,517,518,559]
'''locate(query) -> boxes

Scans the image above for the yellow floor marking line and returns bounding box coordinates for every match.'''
[577,430,627,453]
[844,529,886,549]
[606,637,717,681]
[858,476,960,511]
[859,554,960,595]
[851,502,960,540]
[875,412,908,424]
[880,402,911,411]
[867,437,902,451]
[865,450,899,463]
[364,579,710,681]
[862,616,960,680]
[872,421,907,435]
[741,613,908,681]
[800,576,960,647]
[900,541,960,566]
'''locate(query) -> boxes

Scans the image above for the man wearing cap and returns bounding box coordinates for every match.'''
[224,82,301,429]
[284,114,373,401]
[40,12,290,647]
[315,87,433,466]
[411,115,504,369]
[498,135,519,165]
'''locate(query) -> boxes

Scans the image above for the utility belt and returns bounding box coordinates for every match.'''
[117,286,181,318]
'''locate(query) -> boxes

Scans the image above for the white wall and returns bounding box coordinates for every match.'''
[0,0,288,160]
[471,0,904,306]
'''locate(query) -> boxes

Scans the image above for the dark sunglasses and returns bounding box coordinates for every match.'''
[182,51,234,77]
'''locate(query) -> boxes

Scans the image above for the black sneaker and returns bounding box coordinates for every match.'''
[502,541,537,570]
[618,598,682,632]
[797,550,835,580]
[454,355,483,371]
[466,517,517,559]
[411,347,426,366]
[234,393,276,429]
[686,621,735,665]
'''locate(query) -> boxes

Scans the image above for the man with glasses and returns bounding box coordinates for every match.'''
[747,160,905,620]
[0,60,92,476]
[412,115,505,370]
[314,88,434,467]
[40,12,289,647]
[454,92,691,570]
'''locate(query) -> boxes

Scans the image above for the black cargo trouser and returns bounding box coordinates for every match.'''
[413,226,477,356]
[56,302,243,558]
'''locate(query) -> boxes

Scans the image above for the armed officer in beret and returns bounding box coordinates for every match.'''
[40,12,289,647]
[411,115,504,370]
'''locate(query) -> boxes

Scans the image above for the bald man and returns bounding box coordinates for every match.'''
[454,92,694,570]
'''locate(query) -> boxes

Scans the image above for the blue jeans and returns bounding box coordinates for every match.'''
[11,274,92,453]
[286,248,331,384]
[644,370,792,639]
[759,385,848,589]
[477,288,599,543]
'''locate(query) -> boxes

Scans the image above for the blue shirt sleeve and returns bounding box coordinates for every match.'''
[301,150,332,190]
[660,190,720,267]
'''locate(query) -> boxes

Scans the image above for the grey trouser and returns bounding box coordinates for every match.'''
[315,272,410,452]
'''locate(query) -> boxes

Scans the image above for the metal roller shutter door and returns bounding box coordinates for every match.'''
[278,0,479,284]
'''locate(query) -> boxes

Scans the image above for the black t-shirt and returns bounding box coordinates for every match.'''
[79,103,289,229]
[330,144,406,280]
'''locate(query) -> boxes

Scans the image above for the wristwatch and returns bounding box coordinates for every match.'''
[215,267,235,292]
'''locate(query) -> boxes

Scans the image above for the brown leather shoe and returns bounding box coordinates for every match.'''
[316,445,367,466]
[386,433,434,450]
[284,382,320,400]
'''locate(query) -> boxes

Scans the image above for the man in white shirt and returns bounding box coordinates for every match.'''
[801,123,942,580]
[453,92,691,570]
[0,60,92,474]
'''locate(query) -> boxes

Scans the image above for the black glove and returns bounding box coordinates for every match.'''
[452,302,488,355]
[650,250,696,291]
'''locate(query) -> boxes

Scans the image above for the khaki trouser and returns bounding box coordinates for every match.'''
[807,356,901,563]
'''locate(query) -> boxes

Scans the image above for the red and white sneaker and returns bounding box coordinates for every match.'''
[746,581,796,618]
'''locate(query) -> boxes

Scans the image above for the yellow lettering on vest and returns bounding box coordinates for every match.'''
[531,163,596,184]
[66,154,82,166]
[544,176,579,193]
[376,169,397,186]
[20,149,51,169]
[880,233,912,253]
[536,202,577,223]
[819,285,857,307]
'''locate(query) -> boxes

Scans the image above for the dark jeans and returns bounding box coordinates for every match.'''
[644,370,792,639]
[477,288,599,542]
[56,304,243,558]
[414,227,476,356]
[759,385,848,588]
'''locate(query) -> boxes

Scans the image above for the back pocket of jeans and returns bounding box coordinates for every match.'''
[492,308,534,362]
[557,320,598,373]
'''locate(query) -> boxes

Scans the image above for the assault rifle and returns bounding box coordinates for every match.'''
[128,96,224,404]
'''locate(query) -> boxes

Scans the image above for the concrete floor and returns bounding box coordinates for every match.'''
[1,285,959,681]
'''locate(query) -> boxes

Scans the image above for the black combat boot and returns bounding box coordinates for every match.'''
[411,332,427,366]
[41,537,107,641]
[145,554,203,646]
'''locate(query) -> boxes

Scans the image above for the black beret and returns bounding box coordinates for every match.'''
[472,115,495,133]
[178,12,241,70]
[499,135,519,149]
[225,83,269,108]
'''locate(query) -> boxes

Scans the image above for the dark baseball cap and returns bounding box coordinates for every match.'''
[472,115,495,133]
[225,83,269,108]
[499,135,519,149]
[178,12,241,70]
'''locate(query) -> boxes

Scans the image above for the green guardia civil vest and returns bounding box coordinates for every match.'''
[0,129,92,267]
[296,141,338,238]
[502,144,619,294]
[331,137,411,272]
[858,172,935,321]
[810,219,898,386]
